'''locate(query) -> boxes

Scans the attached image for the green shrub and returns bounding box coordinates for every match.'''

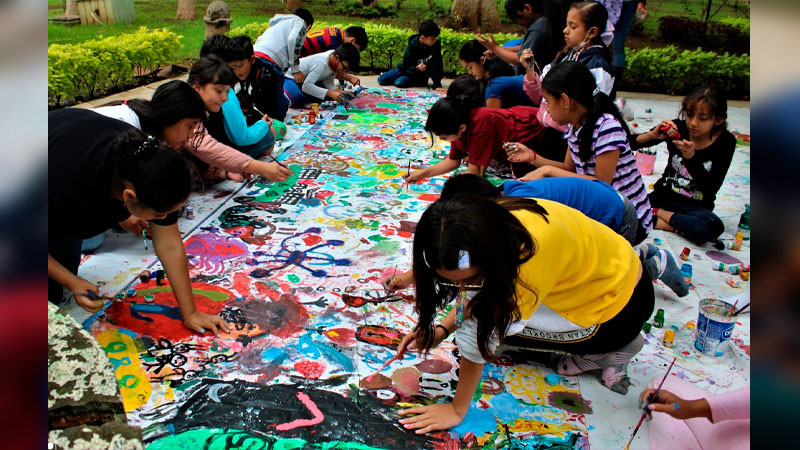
[717,17,750,35]
[624,46,749,97]
[231,21,520,75]
[48,27,180,105]
[334,0,397,18]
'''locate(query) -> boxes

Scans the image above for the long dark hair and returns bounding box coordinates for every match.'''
[680,86,728,136]
[542,61,630,162]
[187,55,238,88]
[108,129,191,213]
[555,1,610,64]
[412,196,548,360]
[458,39,487,63]
[446,75,485,108]
[425,96,479,137]
[126,80,206,140]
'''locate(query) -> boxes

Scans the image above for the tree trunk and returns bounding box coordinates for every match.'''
[65,0,79,16]
[176,0,196,20]
[450,0,500,32]
[286,0,303,10]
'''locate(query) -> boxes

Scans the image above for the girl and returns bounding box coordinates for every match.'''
[521,1,614,127]
[507,61,653,244]
[403,96,543,181]
[396,196,654,433]
[634,87,735,244]
[48,108,229,335]
[187,57,293,184]
[458,40,532,109]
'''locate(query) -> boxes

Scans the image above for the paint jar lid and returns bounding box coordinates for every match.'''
[664,329,675,339]
[655,309,665,318]
[126,288,136,295]
[642,322,652,333]
[670,324,679,331]
[685,321,696,329]
[144,294,155,303]
[681,263,692,273]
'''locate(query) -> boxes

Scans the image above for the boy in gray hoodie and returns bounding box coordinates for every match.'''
[251,8,314,120]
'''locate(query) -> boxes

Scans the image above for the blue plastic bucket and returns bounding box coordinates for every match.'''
[695,298,736,356]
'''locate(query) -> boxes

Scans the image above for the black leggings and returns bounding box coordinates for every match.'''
[48,233,83,304]
[503,270,655,355]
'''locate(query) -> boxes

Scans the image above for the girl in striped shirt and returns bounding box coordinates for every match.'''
[507,61,653,244]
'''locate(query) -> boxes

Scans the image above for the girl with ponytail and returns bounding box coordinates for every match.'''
[48,108,230,335]
[404,95,544,182]
[506,61,653,244]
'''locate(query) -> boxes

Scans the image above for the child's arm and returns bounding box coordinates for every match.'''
[467,163,488,177]
[633,120,673,149]
[221,88,270,147]
[287,21,307,75]
[150,222,230,336]
[48,254,104,313]
[190,125,291,181]
[520,50,543,104]
[476,34,521,67]
[679,132,736,196]
[404,158,461,183]
[301,63,335,101]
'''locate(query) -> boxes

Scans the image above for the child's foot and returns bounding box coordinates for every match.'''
[555,334,644,393]
[637,243,659,262]
[601,365,632,394]
[645,249,689,297]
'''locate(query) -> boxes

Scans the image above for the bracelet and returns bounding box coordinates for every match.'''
[435,324,451,338]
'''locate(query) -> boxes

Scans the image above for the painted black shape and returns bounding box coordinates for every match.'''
[165,379,437,448]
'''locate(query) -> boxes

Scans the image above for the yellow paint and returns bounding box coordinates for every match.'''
[379,127,398,134]
[504,366,581,407]
[327,331,340,338]
[96,329,152,412]
[507,417,581,436]
[352,274,360,278]
[396,402,424,408]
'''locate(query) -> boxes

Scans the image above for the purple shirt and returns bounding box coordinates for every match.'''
[566,113,653,230]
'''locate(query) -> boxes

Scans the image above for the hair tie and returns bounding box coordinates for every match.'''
[592,87,601,97]
[134,135,158,156]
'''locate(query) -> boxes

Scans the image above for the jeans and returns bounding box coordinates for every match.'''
[258,59,290,121]
[616,192,639,244]
[283,77,305,108]
[238,129,275,158]
[649,190,725,245]
[378,67,428,88]
[612,1,639,68]
[49,232,83,304]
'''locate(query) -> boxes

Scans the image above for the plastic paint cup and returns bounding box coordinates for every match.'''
[635,151,656,176]
[695,298,736,357]
[680,263,692,285]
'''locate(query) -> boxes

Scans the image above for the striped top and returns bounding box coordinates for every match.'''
[566,114,653,230]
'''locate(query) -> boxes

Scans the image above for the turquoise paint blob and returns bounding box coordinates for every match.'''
[545,374,561,386]
[451,404,498,437]
[298,333,355,372]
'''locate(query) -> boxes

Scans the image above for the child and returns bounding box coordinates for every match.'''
[522,1,614,114]
[404,96,543,180]
[639,377,749,450]
[283,43,361,107]
[395,196,653,432]
[483,58,534,109]
[477,0,559,74]
[251,8,314,120]
[378,20,443,90]
[458,39,488,82]
[48,108,229,335]
[301,25,368,56]
[199,36,276,158]
[507,61,653,244]
[187,57,293,183]
[445,75,485,106]
[634,87,735,244]
[385,174,689,298]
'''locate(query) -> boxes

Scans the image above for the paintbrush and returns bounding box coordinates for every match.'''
[623,357,677,450]
[364,352,403,383]
[405,159,412,192]
[142,229,148,250]
[731,303,749,316]
[85,291,118,302]
[384,265,397,295]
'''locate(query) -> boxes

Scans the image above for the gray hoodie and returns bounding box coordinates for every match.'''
[253,14,308,74]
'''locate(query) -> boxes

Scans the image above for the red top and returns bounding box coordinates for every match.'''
[448,106,543,167]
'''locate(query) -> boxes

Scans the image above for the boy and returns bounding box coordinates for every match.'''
[301,26,368,56]
[283,43,361,107]
[378,20,443,90]
[250,8,314,120]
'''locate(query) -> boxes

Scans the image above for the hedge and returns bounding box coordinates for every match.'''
[48,27,181,105]
[624,46,750,97]
[230,21,520,75]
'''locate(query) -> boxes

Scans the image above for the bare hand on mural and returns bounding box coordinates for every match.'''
[403,170,426,184]
[70,277,105,313]
[184,310,230,336]
[264,162,293,182]
[398,402,467,434]
[382,269,413,292]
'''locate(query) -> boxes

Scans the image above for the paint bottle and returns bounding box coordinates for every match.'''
[642,322,652,334]
[126,288,136,297]
[308,110,317,124]
[726,264,742,275]
[670,324,680,332]
[653,309,665,328]
[662,329,675,348]
[115,293,125,300]
[144,294,155,303]
[711,262,729,271]
[156,269,165,286]
[740,271,750,281]
[680,263,692,286]
[679,247,691,261]
[729,232,744,251]
[185,206,194,220]
[737,204,750,241]
[659,123,681,140]
[139,269,151,283]
[653,238,662,245]
[727,278,742,288]
[685,321,696,330]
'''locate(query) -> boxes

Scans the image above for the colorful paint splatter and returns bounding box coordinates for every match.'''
[87,89,591,448]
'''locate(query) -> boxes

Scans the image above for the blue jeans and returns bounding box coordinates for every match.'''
[239,128,275,158]
[612,1,638,68]
[258,59,290,121]
[649,191,725,245]
[378,67,428,88]
[283,77,305,108]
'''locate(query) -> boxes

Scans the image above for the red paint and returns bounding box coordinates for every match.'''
[232,272,251,298]
[478,400,490,409]
[255,281,280,301]
[681,351,690,356]
[742,345,750,356]
[294,360,325,379]
[322,328,356,346]
[417,194,440,202]
[356,325,403,349]
[302,234,323,246]
[397,231,412,238]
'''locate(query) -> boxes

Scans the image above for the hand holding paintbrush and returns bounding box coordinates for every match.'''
[624,357,677,449]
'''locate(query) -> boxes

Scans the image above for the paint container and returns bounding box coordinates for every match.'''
[659,123,681,140]
[116,293,125,300]
[156,269,165,286]
[653,238,662,245]
[670,324,679,332]
[144,294,155,303]
[139,270,151,283]
[680,263,692,286]
[662,329,675,348]
[741,264,750,273]
[679,247,691,261]
[711,262,729,271]
[695,298,736,356]
[727,278,742,288]
[726,264,742,275]
[653,309,665,328]
[642,322,652,334]
[185,207,194,220]
[740,271,750,281]
[685,321,696,330]
[126,288,136,297]
[729,232,743,251]
[645,108,653,113]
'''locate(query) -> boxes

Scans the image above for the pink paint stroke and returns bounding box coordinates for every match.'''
[275,392,324,431]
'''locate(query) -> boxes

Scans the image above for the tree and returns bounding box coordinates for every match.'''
[449,0,500,32]
[65,0,78,16]
[176,0,196,20]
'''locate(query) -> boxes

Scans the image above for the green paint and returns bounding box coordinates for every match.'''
[288,274,301,283]
[134,286,229,301]
[349,113,389,124]
[146,429,384,450]
[340,219,379,230]
[254,164,302,202]
[368,234,388,242]
[375,102,410,111]
[370,240,400,254]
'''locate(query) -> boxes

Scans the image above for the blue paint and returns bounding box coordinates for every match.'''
[261,347,285,362]
[129,304,182,322]
[299,197,321,207]
[545,374,561,385]
[298,333,354,372]
[451,403,498,437]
